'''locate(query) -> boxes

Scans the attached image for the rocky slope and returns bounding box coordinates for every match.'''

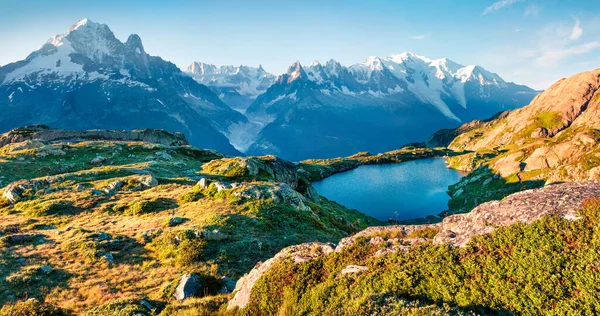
[228,181,600,313]
[432,68,600,213]
[0,126,378,314]
[245,54,536,160]
[0,19,246,155]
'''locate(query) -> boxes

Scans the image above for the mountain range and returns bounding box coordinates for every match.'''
[0,19,246,155]
[186,62,275,113]
[1,19,538,160]
[243,55,537,160]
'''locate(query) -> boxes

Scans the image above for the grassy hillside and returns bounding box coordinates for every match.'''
[238,198,600,315]
[0,130,380,314]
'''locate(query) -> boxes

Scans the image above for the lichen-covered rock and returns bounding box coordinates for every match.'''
[231,183,311,211]
[2,179,47,203]
[173,273,204,300]
[0,125,189,148]
[434,181,600,246]
[340,265,368,275]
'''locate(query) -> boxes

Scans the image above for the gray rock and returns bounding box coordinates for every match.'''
[202,230,228,241]
[155,151,173,160]
[340,265,368,275]
[169,217,185,227]
[213,181,231,192]
[173,273,204,300]
[139,174,158,188]
[197,178,208,189]
[100,253,114,265]
[220,276,237,294]
[38,265,53,274]
[452,188,464,198]
[90,155,107,165]
[139,299,154,311]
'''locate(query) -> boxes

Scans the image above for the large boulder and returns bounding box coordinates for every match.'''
[2,179,47,203]
[173,273,204,300]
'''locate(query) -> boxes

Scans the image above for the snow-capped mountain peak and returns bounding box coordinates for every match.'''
[286,61,305,82]
[69,18,90,32]
[185,61,276,112]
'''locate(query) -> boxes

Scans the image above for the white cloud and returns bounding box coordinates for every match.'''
[569,19,583,40]
[408,33,431,40]
[523,4,540,17]
[482,0,523,16]
[535,41,600,68]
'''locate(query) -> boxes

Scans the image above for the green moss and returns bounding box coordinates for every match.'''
[178,187,204,203]
[537,111,563,130]
[583,156,600,171]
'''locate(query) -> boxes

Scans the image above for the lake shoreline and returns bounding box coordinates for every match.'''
[312,158,465,222]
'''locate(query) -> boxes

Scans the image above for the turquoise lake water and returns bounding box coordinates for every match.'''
[312,158,464,221]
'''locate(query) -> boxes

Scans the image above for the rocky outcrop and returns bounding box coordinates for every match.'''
[450,68,600,152]
[231,183,311,211]
[434,181,600,246]
[202,156,300,188]
[227,242,335,310]
[228,182,600,310]
[426,115,506,148]
[0,125,189,148]
[173,273,204,300]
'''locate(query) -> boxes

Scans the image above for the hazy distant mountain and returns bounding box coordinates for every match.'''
[0,19,246,155]
[245,53,537,160]
[186,62,275,112]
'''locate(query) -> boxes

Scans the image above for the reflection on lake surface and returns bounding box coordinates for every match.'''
[312,158,464,221]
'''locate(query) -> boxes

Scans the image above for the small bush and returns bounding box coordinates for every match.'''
[406,227,439,239]
[114,197,177,216]
[147,230,206,266]
[0,300,65,316]
[158,295,228,316]
[178,186,204,203]
[84,299,149,316]
[15,199,74,217]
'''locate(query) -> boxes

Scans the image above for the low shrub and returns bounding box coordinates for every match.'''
[178,186,204,203]
[84,299,150,316]
[147,230,206,267]
[0,300,65,316]
[113,197,177,216]
[406,227,439,239]
[15,199,75,217]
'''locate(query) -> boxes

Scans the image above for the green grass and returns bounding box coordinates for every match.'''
[146,230,206,267]
[0,299,65,316]
[14,199,76,217]
[241,198,600,315]
[113,197,177,216]
[537,111,563,130]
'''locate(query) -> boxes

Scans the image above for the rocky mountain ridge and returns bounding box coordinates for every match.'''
[243,53,536,160]
[0,18,246,155]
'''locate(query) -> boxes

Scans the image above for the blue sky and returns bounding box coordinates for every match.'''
[0,0,598,89]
